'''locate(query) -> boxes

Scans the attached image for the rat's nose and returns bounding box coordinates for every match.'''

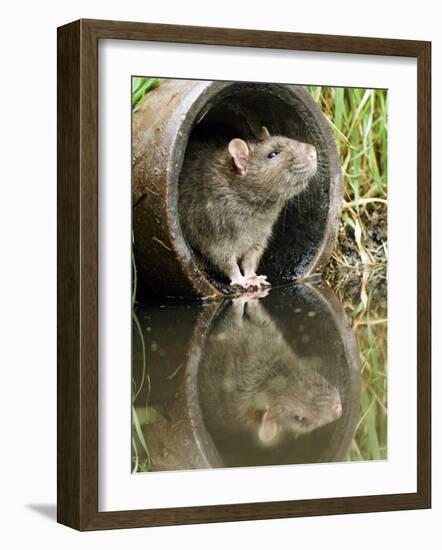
[306,144,317,161]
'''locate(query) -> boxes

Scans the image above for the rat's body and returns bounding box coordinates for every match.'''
[178,127,317,289]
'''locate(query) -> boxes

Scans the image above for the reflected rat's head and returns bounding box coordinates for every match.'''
[257,372,343,445]
[228,126,317,199]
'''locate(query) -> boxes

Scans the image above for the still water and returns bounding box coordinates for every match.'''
[132,281,386,473]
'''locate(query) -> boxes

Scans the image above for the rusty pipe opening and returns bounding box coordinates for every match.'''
[133,80,342,301]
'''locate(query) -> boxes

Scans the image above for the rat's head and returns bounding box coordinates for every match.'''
[256,367,343,445]
[228,126,317,201]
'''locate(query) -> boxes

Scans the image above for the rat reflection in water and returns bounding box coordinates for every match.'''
[199,294,343,447]
[132,283,360,472]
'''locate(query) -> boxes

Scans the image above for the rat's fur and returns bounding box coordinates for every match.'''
[178,128,317,289]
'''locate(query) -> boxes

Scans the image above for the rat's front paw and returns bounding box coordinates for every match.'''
[256,275,271,287]
[245,274,271,288]
[230,274,253,290]
[230,272,271,292]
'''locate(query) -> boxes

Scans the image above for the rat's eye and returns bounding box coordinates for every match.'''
[293,415,306,423]
[267,150,280,159]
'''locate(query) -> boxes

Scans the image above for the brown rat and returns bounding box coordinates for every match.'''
[199,295,342,445]
[178,126,317,290]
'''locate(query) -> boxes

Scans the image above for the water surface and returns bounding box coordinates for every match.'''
[132,281,386,472]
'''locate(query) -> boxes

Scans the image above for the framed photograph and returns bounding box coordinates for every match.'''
[57,19,431,530]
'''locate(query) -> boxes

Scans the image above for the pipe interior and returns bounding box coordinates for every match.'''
[179,84,331,291]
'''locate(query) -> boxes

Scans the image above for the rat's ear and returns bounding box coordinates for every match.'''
[228,138,250,176]
[258,407,279,444]
[259,126,271,141]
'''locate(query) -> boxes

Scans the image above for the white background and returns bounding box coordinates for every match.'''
[100,41,417,511]
[0,0,440,548]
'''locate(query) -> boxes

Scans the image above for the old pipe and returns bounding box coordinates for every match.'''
[132,79,343,300]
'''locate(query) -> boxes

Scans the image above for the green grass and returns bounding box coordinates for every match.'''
[308,86,388,270]
[345,287,387,461]
[132,240,152,472]
[308,86,388,462]
[132,77,160,111]
[131,309,153,473]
